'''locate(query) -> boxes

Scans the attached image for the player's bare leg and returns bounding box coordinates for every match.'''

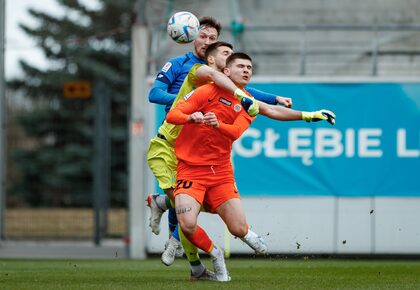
[217,198,268,255]
[176,193,230,282]
[164,193,200,266]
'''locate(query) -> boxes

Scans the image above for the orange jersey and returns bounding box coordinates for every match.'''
[166,83,255,166]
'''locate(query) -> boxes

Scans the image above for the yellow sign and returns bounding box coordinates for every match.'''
[63,81,92,98]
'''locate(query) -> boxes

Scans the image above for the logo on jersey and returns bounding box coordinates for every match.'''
[157,73,164,79]
[234,104,242,112]
[161,62,172,73]
[184,90,195,100]
[219,97,232,106]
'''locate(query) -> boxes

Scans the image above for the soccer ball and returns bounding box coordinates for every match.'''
[167,11,200,44]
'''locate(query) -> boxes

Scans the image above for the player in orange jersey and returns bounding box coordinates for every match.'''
[166,52,265,282]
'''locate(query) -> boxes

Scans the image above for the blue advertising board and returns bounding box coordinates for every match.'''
[233,82,420,197]
[154,82,420,197]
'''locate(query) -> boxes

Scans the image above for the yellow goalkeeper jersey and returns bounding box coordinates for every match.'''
[157,63,207,145]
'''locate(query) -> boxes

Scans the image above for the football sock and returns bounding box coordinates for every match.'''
[183,225,213,253]
[209,244,220,257]
[168,208,178,235]
[242,228,258,242]
[179,224,201,265]
[172,223,180,241]
[165,195,174,209]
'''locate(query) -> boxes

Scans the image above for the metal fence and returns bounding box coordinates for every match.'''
[4,87,128,241]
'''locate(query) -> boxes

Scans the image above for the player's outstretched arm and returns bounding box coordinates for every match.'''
[258,101,300,120]
[259,101,336,125]
[275,96,293,108]
[235,91,293,117]
[246,87,293,108]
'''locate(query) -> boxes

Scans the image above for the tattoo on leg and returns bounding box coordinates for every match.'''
[176,207,192,215]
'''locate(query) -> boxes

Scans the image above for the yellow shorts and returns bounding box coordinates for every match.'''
[147,135,178,190]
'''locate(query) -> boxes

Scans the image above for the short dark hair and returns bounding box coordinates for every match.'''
[199,16,221,36]
[225,52,252,67]
[204,41,233,61]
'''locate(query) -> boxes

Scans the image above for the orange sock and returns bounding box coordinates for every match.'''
[183,225,213,253]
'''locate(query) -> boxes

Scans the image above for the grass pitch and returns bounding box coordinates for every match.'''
[1,258,420,289]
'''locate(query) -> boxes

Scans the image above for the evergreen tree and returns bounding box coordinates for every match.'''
[8,0,134,207]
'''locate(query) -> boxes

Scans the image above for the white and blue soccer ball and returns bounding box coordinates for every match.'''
[167,11,200,44]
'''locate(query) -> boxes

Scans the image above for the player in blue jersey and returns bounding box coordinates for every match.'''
[147,16,293,271]
[149,17,292,114]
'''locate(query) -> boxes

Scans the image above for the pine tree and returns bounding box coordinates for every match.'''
[8,0,134,207]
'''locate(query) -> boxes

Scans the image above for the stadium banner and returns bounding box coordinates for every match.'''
[155,81,420,197]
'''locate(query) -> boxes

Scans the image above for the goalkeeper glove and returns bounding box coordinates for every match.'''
[302,109,336,125]
[234,88,259,117]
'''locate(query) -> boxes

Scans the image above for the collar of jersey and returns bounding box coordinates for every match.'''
[188,52,206,64]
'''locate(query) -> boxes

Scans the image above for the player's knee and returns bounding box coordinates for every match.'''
[227,222,247,238]
[178,218,196,236]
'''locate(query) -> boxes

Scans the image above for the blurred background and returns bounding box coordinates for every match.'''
[0,0,419,258]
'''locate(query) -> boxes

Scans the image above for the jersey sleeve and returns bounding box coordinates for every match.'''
[165,85,211,125]
[148,81,177,105]
[148,57,183,105]
[246,86,277,105]
[154,58,180,86]
[166,63,205,110]
[188,64,205,85]
[218,113,254,140]
[149,57,186,106]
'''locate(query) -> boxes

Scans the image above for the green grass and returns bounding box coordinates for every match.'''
[1,258,420,290]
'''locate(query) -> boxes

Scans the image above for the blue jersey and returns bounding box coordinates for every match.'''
[150,52,205,113]
[148,51,279,114]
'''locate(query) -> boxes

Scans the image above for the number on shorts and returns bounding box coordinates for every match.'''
[176,179,193,190]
